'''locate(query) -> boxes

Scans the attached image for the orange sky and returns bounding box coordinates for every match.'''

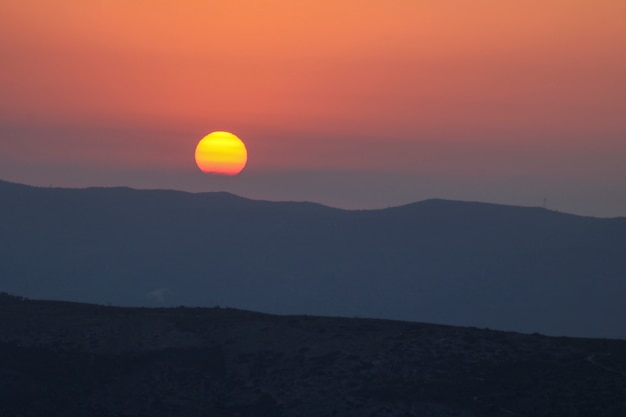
[1,1,625,215]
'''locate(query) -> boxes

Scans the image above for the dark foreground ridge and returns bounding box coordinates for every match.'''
[1,294,625,416]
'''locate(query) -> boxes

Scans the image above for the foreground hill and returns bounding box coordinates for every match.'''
[1,294,625,416]
[1,179,626,338]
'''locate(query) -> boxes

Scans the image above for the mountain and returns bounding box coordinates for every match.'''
[1,179,626,338]
[1,293,625,416]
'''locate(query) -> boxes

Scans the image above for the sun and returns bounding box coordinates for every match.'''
[194,131,248,176]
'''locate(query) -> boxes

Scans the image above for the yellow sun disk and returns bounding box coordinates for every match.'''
[195,131,247,175]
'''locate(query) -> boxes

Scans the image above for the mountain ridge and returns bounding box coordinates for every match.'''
[1,179,625,338]
[5,178,621,218]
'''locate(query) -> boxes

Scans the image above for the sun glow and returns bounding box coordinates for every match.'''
[194,131,248,176]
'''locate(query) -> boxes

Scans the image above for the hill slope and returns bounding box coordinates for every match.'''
[1,294,625,416]
[1,179,626,338]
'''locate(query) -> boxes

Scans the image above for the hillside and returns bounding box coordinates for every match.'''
[1,294,625,416]
[1,179,626,338]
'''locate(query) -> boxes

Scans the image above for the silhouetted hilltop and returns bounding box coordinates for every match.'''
[1,179,626,338]
[0,294,625,416]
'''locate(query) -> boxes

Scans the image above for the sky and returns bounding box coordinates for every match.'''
[1,0,625,217]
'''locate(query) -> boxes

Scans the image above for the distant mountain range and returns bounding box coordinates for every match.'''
[1,294,625,416]
[1,179,625,338]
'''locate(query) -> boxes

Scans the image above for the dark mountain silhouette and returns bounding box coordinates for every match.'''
[1,179,625,338]
[1,293,625,416]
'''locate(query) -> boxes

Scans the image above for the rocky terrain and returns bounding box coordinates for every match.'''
[1,293,625,416]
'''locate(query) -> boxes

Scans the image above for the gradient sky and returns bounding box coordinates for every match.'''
[1,0,625,216]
